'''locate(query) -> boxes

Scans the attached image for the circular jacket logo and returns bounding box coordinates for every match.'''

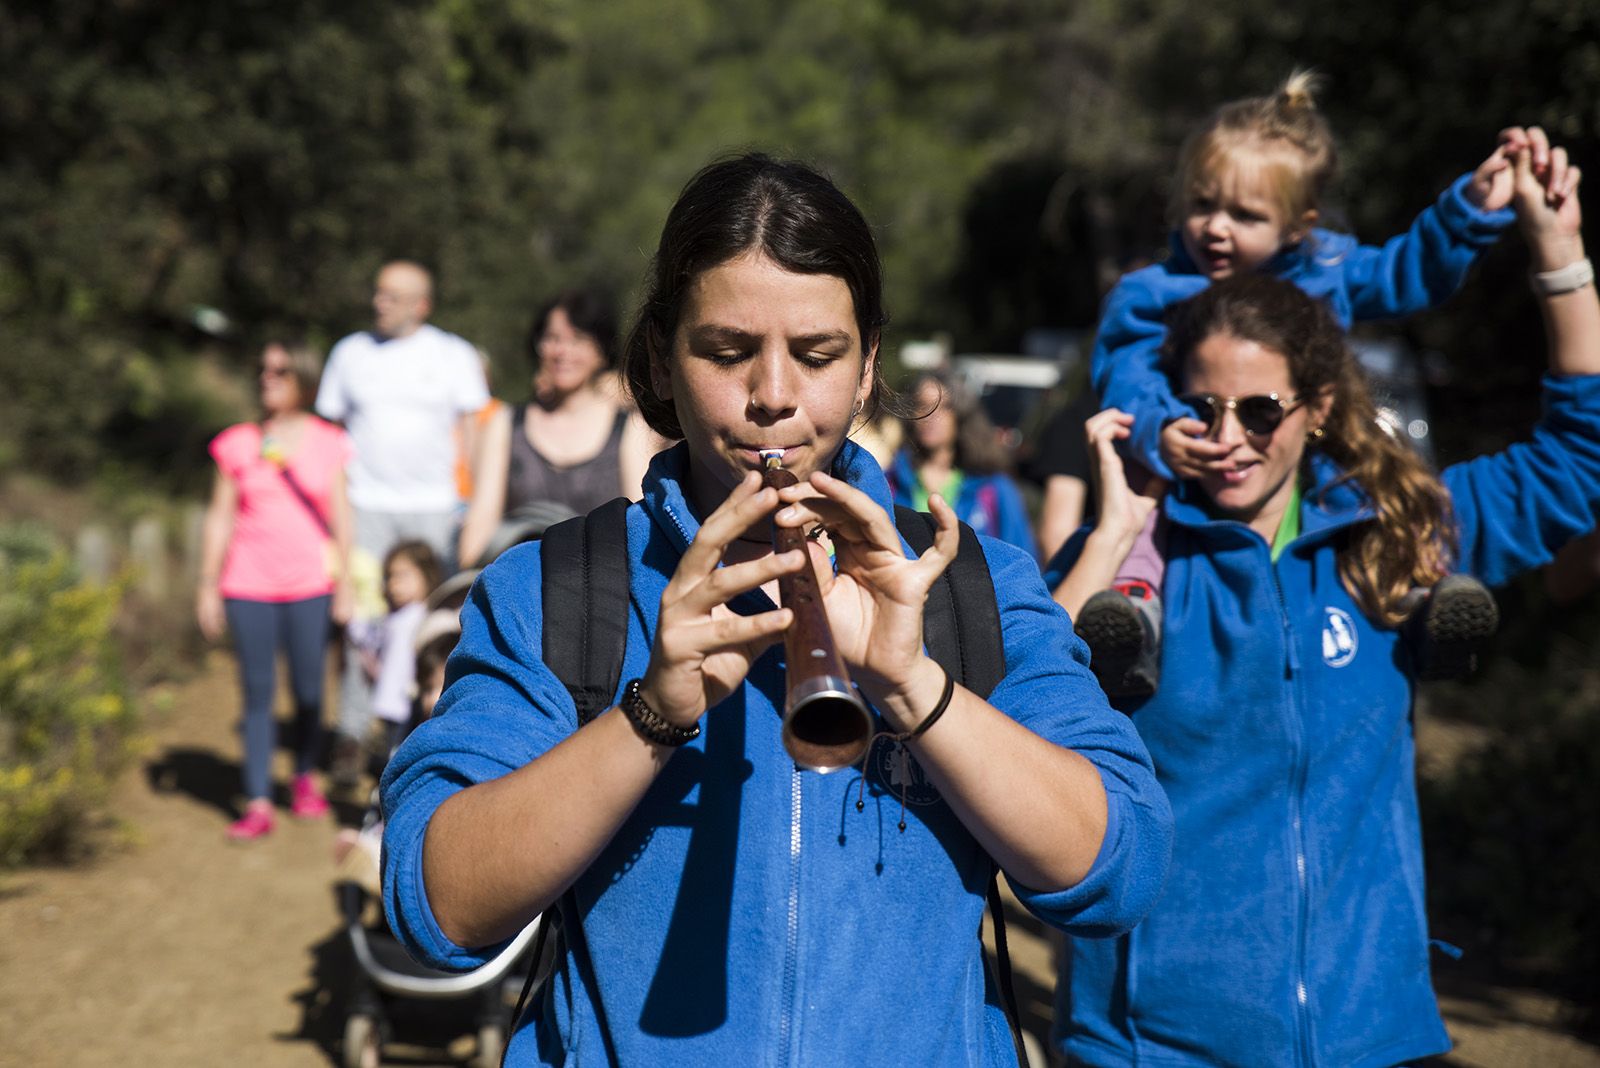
[1321,606,1358,668]
[869,741,943,807]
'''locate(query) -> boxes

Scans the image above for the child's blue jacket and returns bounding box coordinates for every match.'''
[884,448,1039,558]
[1094,174,1515,480]
[382,439,1172,1067]
[1044,374,1600,1067]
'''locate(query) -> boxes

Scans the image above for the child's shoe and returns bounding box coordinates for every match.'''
[1401,574,1500,681]
[1075,583,1162,699]
[227,800,275,841]
[290,773,330,820]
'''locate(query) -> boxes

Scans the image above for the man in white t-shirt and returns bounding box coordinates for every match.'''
[316,260,488,784]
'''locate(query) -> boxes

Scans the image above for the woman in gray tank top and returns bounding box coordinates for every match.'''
[457,289,657,568]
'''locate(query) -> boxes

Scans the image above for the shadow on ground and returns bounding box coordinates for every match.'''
[145,746,245,820]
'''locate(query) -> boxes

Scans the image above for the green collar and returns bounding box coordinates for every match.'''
[912,467,965,513]
[1270,475,1302,562]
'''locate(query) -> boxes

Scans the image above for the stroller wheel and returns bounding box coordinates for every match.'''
[475,1021,506,1068]
[343,1013,382,1068]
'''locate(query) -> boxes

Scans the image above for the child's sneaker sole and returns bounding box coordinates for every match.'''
[1416,575,1500,681]
[1075,590,1157,699]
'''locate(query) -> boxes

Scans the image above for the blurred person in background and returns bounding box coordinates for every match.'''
[1030,379,1101,561]
[315,260,489,788]
[885,370,1038,557]
[197,341,353,840]
[454,346,506,506]
[456,288,656,569]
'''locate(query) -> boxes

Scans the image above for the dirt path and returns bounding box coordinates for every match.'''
[1,654,1596,1067]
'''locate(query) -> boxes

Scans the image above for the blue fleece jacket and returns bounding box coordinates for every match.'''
[884,448,1039,559]
[1044,374,1600,1067]
[1094,174,1516,480]
[382,438,1172,1067]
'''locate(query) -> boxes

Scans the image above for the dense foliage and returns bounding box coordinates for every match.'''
[0,526,135,866]
[5,1,1596,490]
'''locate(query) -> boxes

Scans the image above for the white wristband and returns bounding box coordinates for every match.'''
[1531,257,1594,296]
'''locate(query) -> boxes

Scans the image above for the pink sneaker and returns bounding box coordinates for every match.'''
[291,774,330,820]
[227,802,275,841]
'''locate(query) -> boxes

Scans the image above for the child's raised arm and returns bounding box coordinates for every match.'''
[1341,130,1522,321]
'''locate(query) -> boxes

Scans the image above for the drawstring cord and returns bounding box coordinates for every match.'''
[854,731,911,832]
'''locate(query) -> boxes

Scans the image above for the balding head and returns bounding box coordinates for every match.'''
[373,260,434,338]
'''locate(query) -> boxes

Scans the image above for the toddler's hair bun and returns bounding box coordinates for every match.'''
[1278,69,1322,113]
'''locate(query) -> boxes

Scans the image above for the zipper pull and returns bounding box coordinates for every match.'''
[1283,617,1299,676]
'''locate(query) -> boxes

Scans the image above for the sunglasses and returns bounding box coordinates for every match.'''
[1177,391,1307,436]
[260,365,294,379]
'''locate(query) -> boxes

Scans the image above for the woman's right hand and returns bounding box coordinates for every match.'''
[636,472,803,730]
[196,585,226,641]
[1511,126,1583,269]
[1091,409,1168,550]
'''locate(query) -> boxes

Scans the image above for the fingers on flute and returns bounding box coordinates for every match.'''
[705,606,793,650]
[803,470,900,548]
[684,549,805,612]
[916,493,961,575]
[673,473,773,581]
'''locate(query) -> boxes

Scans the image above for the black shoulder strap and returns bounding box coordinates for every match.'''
[540,496,632,725]
[893,507,1026,1066]
[893,506,1005,698]
[514,496,632,1066]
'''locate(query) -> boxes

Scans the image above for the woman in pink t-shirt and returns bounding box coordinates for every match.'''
[197,342,354,840]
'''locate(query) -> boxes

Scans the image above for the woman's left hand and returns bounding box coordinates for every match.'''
[773,471,957,709]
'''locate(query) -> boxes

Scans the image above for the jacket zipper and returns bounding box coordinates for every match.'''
[1272,559,1315,1068]
[778,765,803,1068]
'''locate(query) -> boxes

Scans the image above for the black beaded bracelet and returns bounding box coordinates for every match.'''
[620,678,701,747]
[891,666,955,743]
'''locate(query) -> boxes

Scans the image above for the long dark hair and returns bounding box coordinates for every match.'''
[1162,275,1456,625]
[620,153,892,440]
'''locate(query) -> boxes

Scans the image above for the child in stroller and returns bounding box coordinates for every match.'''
[333,574,543,1068]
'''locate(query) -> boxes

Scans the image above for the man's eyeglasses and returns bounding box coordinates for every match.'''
[1177,391,1307,437]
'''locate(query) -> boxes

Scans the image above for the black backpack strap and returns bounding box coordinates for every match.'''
[509,496,632,1065]
[541,496,632,725]
[893,506,1005,698]
[893,507,1026,1065]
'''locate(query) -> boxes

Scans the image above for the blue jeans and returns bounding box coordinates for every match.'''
[225,595,333,801]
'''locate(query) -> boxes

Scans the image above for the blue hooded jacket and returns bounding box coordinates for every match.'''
[382,438,1173,1067]
[885,448,1039,559]
[1094,173,1515,480]
[1044,374,1600,1067]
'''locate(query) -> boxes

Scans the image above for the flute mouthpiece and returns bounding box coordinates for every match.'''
[760,449,784,469]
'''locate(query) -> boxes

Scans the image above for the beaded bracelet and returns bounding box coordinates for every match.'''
[620,678,701,747]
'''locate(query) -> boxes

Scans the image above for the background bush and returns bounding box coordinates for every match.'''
[0,528,137,867]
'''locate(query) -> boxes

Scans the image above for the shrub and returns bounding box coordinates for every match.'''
[0,542,137,866]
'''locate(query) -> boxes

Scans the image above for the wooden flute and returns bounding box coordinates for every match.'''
[761,452,873,771]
